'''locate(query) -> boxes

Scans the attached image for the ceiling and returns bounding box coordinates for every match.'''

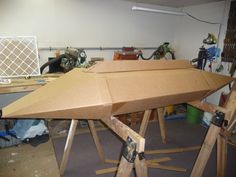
[122,0,223,7]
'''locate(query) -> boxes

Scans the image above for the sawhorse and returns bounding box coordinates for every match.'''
[190,90,236,177]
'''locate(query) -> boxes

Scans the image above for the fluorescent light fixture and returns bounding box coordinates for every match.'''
[132,6,186,16]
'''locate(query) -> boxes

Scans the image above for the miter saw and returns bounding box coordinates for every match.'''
[40,47,87,74]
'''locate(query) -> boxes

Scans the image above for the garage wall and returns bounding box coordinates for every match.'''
[173,1,229,62]
[173,0,231,104]
[0,0,179,64]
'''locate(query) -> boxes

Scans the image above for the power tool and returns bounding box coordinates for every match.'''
[40,47,87,74]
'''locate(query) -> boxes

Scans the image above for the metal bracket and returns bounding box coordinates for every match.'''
[122,136,137,163]
[122,137,146,163]
[212,111,227,127]
[138,152,145,160]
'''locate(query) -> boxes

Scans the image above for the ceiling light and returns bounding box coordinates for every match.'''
[132,6,186,16]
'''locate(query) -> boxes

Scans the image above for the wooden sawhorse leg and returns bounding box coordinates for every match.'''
[190,123,222,177]
[88,120,105,163]
[189,107,233,177]
[60,119,78,175]
[190,91,236,177]
[102,116,148,177]
[217,133,228,177]
[157,108,167,144]
[96,108,194,175]
[217,114,235,177]
[60,119,105,175]
[60,109,156,176]
[139,109,152,137]
[216,86,236,177]
[139,108,166,144]
[116,157,133,177]
[89,108,166,170]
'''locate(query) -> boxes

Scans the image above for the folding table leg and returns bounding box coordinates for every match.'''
[60,119,78,175]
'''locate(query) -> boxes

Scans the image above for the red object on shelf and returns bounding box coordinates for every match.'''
[113,47,141,60]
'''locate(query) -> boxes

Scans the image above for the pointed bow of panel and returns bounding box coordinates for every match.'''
[2,60,234,119]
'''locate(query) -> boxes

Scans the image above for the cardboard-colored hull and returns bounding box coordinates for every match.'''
[2,60,233,119]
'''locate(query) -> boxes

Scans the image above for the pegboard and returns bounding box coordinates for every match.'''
[222,1,236,62]
[0,36,40,78]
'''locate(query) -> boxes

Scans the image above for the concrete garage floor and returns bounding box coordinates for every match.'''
[0,139,60,177]
[53,119,236,177]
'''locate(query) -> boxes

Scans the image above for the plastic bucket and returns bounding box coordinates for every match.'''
[186,105,203,124]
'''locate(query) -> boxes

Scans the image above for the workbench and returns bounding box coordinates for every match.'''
[0,74,61,94]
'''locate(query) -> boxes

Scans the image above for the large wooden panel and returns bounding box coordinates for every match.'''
[2,60,233,119]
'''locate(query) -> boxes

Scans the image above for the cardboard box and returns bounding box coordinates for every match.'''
[2,60,234,119]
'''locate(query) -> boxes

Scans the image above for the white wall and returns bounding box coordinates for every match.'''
[173,1,228,60]
[173,0,231,104]
[0,0,179,65]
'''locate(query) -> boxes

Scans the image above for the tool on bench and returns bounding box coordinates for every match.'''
[113,47,141,60]
[40,47,87,74]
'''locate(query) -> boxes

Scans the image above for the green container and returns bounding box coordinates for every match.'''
[186,105,203,124]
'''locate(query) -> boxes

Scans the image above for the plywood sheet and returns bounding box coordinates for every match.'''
[105,69,212,115]
[86,60,192,73]
[2,70,112,119]
[2,60,233,119]
[201,71,235,96]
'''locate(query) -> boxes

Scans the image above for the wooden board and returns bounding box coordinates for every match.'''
[0,74,62,94]
[86,60,193,73]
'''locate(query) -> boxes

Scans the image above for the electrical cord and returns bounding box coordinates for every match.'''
[184,12,221,25]
[138,50,157,60]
